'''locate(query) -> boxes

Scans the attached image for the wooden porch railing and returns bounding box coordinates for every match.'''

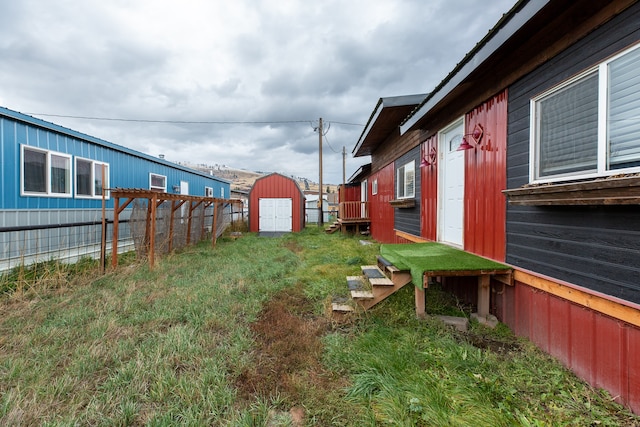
[339,201,370,221]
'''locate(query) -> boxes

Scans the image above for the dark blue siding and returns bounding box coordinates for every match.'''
[506,3,640,303]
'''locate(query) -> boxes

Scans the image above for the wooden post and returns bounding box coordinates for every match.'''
[100,164,107,273]
[186,200,193,245]
[149,193,157,269]
[168,200,176,253]
[477,275,491,318]
[415,284,426,319]
[212,201,218,247]
[111,197,120,268]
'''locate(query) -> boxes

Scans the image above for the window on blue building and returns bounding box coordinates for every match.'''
[21,145,71,197]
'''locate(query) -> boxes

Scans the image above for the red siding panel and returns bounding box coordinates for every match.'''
[370,164,396,243]
[464,90,507,261]
[248,173,305,232]
[628,327,640,414]
[548,295,571,367]
[420,135,438,241]
[593,316,626,402]
[505,278,640,414]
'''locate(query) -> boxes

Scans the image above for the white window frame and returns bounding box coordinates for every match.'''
[372,178,378,195]
[20,145,72,198]
[149,173,167,192]
[220,187,225,198]
[75,157,110,199]
[530,43,640,183]
[396,160,415,199]
[205,186,213,197]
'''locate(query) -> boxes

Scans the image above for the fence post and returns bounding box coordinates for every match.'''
[149,193,157,269]
[112,197,120,269]
[212,201,218,247]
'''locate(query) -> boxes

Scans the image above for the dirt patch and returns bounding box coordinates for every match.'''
[236,285,339,422]
[282,240,304,253]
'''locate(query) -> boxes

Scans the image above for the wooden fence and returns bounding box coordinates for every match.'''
[107,189,243,269]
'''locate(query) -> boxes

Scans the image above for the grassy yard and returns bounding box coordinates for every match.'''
[1,227,638,426]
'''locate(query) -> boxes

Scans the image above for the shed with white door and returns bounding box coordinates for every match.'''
[248,173,305,233]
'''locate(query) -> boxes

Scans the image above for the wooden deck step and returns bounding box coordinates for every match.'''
[361,265,386,279]
[331,296,355,312]
[347,275,367,291]
[351,289,374,299]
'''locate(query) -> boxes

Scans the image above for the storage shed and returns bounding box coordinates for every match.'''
[248,173,305,233]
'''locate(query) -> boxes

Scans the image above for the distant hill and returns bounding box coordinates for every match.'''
[177,162,338,194]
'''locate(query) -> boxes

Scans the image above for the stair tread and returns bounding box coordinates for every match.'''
[332,302,354,312]
[369,277,394,286]
[361,265,386,279]
[351,290,374,299]
[346,276,367,291]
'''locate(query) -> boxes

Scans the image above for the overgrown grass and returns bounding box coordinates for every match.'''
[0,227,638,426]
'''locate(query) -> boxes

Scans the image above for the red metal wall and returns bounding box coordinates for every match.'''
[369,164,395,243]
[464,90,507,261]
[420,134,438,241]
[248,173,305,232]
[493,274,640,414]
[339,184,361,203]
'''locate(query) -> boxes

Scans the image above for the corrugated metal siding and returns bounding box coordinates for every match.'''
[340,184,361,203]
[0,112,230,211]
[248,173,305,232]
[502,278,640,414]
[369,164,395,243]
[420,135,438,240]
[393,146,421,236]
[464,91,507,261]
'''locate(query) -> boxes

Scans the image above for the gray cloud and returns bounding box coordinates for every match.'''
[1,0,516,184]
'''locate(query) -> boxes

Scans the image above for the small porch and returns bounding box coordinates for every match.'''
[325,201,370,235]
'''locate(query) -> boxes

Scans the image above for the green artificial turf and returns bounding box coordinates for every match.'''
[379,242,511,288]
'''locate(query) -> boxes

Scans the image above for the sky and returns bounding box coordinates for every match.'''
[0,0,516,185]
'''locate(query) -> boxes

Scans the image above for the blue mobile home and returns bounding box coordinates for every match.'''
[0,106,230,270]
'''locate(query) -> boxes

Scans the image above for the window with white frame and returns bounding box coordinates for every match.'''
[396,160,415,199]
[531,44,640,182]
[205,186,213,197]
[220,187,225,198]
[76,157,109,198]
[150,173,167,192]
[372,178,378,195]
[21,145,72,197]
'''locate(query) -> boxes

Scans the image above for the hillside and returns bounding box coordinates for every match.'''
[179,162,338,194]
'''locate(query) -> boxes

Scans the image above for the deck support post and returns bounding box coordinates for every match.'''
[476,274,491,319]
[415,285,426,318]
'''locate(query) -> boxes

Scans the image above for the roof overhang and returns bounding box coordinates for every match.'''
[353,94,426,157]
[348,163,372,184]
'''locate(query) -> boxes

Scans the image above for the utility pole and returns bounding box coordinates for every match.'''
[342,146,346,185]
[318,118,324,226]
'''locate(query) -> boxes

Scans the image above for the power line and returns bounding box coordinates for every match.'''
[25,112,366,127]
[25,112,313,125]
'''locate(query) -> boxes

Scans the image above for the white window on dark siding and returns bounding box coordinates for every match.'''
[21,145,72,197]
[531,44,640,182]
[396,160,415,199]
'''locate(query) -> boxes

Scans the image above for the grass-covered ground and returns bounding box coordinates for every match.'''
[1,227,638,426]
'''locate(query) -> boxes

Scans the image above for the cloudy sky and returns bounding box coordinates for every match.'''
[1,0,515,185]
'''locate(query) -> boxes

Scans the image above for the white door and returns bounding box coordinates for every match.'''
[361,179,368,217]
[439,120,465,247]
[259,198,292,232]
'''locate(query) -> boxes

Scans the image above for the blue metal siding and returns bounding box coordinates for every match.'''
[0,108,230,211]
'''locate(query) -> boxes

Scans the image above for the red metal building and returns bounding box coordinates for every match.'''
[248,173,305,233]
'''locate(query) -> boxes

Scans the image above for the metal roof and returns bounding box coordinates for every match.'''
[348,163,372,184]
[353,94,427,157]
[0,106,231,184]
